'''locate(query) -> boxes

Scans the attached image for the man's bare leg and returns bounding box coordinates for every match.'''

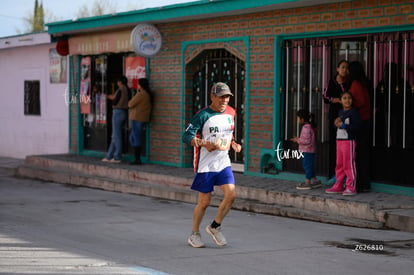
[214,183,236,224]
[192,192,211,232]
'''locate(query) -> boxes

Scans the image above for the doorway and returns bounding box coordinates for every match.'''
[188,49,246,165]
[282,31,414,186]
[83,53,130,155]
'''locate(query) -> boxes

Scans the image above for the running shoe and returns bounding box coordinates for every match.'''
[188,232,205,248]
[206,225,227,246]
[109,159,121,163]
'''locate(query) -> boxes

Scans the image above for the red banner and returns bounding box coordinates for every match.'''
[80,57,91,114]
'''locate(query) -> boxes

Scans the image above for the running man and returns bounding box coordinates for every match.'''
[182,82,242,248]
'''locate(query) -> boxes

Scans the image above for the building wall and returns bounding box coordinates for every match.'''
[146,0,413,172]
[0,42,69,158]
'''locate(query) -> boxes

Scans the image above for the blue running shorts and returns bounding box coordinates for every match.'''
[191,166,235,193]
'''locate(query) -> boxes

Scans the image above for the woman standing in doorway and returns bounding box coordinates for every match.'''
[323,60,349,184]
[346,61,372,192]
[102,76,130,163]
[128,78,153,165]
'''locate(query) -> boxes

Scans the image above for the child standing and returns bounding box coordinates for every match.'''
[326,91,362,195]
[291,109,321,190]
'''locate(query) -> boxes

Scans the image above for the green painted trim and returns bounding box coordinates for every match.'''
[243,37,251,172]
[80,150,106,158]
[76,58,83,154]
[182,36,250,47]
[68,56,73,154]
[180,36,250,169]
[145,58,152,162]
[179,43,186,168]
[47,0,320,35]
[273,35,284,171]
[371,183,414,197]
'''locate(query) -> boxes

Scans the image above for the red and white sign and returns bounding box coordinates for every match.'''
[124,57,146,89]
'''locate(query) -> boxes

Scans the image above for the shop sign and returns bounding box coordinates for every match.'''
[130,24,162,57]
[69,30,131,55]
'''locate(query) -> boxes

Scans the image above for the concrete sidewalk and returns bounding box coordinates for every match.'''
[2,154,414,233]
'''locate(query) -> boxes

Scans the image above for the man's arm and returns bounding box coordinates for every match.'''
[182,114,218,152]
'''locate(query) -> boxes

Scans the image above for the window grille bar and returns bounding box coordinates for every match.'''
[403,39,407,149]
[309,44,313,113]
[285,45,289,140]
[321,43,326,143]
[373,41,377,146]
[205,58,209,106]
[296,45,301,136]
[387,41,392,148]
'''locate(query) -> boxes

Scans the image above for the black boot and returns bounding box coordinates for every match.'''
[129,146,142,165]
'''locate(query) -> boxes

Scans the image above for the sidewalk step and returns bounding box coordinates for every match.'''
[17,163,384,230]
[233,200,384,229]
[17,164,197,203]
[14,155,414,232]
[23,155,193,189]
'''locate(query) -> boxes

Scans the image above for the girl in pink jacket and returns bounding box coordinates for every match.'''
[291,109,321,190]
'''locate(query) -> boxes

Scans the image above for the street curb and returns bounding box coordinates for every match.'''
[15,155,397,231]
[17,164,385,230]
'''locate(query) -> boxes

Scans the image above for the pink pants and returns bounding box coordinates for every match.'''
[336,140,357,192]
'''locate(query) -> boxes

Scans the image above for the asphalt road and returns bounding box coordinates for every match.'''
[1,173,414,275]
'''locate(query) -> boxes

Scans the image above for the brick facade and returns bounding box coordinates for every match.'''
[139,0,413,173]
[67,1,413,174]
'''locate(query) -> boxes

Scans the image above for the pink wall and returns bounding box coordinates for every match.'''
[0,33,68,158]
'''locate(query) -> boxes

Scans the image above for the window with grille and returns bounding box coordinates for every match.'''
[282,31,414,185]
[24,80,41,115]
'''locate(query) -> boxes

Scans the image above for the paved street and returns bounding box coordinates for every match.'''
[1,173,414,275]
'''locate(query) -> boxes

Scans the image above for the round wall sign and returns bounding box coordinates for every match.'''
[130,24,162,57]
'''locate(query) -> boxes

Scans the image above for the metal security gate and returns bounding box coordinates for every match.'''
[283,39,331,175]
[191,49,245,164]
[283,31,414,186]
[370,32,414,185]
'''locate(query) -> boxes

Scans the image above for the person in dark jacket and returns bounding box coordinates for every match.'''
[128,78,153,165]
[102,76,130,163]
[323,60,349,183]
[346,61,372,192]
